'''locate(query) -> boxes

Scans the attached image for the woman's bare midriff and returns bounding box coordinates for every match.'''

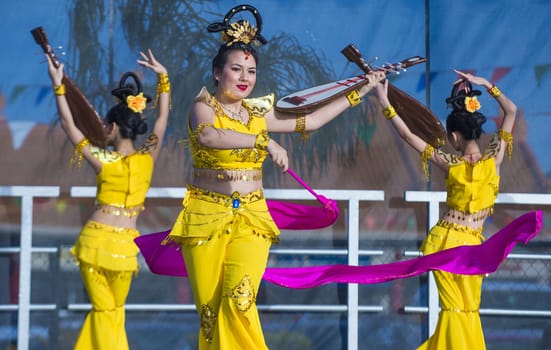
[89,205,140,229]
[191,168,263,196]
[440,207,493,231]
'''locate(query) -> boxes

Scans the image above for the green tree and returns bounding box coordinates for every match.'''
[67,0,372,179]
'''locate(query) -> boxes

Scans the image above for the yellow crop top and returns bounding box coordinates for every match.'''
[431,131,510,214]
[189,87,274,171]
[90,134,157,208]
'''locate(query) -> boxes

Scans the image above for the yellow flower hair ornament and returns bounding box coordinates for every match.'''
[126,93,148,113]
[111,72,152,114]
[464,96,481,113]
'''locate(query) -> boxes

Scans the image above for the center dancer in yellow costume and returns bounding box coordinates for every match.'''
[46,49,170,349]
[165,4,385,349]
[373,70,517,350]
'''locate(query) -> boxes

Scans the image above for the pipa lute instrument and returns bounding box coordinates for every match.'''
[31,26,108,148]
[276,44,446,148]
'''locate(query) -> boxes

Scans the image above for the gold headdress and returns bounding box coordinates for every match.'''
[208,4,268,47]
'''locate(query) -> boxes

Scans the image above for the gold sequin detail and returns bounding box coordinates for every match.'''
[193,168,262,181]
[187,184,264,207]
[441,307,479,313]
[295,113,308,140]
[96,204,145,218]
[230,275,256,313]
[70,138,90,169]
[436,219,485,241]
[498,129,513,159]
[200,304,217,343]
[421,144,435,181]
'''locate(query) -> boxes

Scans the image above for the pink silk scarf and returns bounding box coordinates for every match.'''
[134,170,543,288]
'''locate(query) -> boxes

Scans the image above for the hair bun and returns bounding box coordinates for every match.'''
[111,72,152,105]
[445,80,481,112]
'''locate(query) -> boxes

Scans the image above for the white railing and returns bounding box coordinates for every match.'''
[1,186,550,350]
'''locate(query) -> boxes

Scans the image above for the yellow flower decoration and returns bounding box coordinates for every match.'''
[224,20,258,46]
[126,93,147,113]
[465,96,481,113]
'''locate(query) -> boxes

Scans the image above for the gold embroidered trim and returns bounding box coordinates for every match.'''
[200,304,217,343]
[96,204,145,218]
[193,168,262,181]
[441,307,479,314]
[498,129,513,159]
[84,220,140,236]
[229,275,256,313]
[443,207,494,223]
[421,144,435,181]
[137,133,159,154]
[436,219,485,241]
[187,184,264,207]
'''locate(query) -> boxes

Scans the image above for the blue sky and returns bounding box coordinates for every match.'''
[1,0,550,173]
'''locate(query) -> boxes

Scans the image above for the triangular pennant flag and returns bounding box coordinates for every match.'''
[490,67,512,84]
[7,121,36,150]
[534,64,551,86]
[9,85,28,102]
[35,86,50,105]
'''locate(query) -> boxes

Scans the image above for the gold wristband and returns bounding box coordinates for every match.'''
[53,84,66,96]
[254,132,270,151]
[157,73,171,93]
[382,105,397,120]
[487,85,502,98]
[155,73,172,109]
[345,90,362,107]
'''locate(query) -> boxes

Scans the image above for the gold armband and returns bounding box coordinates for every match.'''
[487,85,502,98]
[254,131,270,150]
[53,84,66,96]
[155,73,172,109]
[70,138,90,169]
[295,113,308,140]
[382,105,397,120]
[346,90,362,107]
[420,144,435,181]
[498,129,513,159]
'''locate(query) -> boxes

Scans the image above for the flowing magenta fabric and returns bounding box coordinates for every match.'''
[135,211,541,288]
[134,169,542,288]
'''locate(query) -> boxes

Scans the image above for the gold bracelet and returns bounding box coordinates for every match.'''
[345,90,362,107]
[487,85,502,98]
[53,84,66,96]
[294,113,308,140]
[382,105,397,120]
[254,131,270,150]
[157,73,171,93]
[155,73,171,109]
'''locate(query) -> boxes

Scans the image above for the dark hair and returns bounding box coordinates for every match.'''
[207,5,267,86]
[212,42,259,86]
[106,72,151,140]
[445,80,487,140]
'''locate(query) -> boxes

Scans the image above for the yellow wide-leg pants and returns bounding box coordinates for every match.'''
[73,264,134,350]
[183,229,272,350]
[417,221,486,350]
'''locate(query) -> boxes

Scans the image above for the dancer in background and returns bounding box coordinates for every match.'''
[163,4,385,349]
[46,49,170,349]
[373,70,517,350]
